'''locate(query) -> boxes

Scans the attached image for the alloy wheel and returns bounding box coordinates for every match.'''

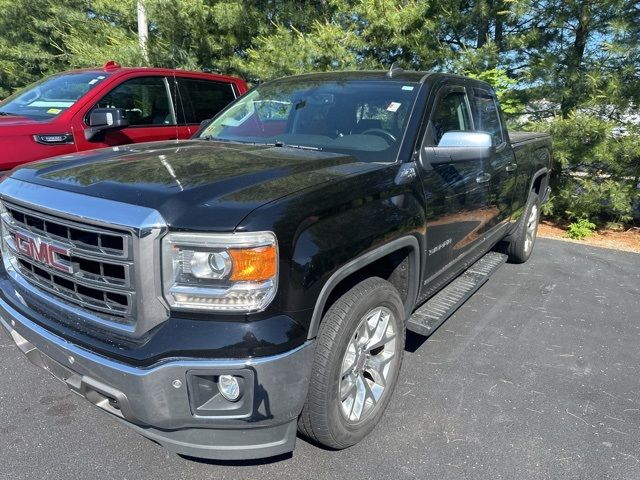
[338,306,399,423]
[524,204,539,254]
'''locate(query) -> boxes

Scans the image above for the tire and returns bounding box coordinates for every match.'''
[298,277,405,449]
[506,191,540,264]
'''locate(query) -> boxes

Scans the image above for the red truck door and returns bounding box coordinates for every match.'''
[72,75,190,150]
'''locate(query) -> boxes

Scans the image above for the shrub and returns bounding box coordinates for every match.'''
[565,219,597,240]
[527,115,640,228]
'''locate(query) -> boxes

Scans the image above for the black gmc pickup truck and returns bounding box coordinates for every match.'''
[0,69,551,460]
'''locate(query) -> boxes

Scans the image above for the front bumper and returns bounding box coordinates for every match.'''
[0,295,315,460]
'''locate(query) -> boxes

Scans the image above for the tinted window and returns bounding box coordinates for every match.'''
[177,79,236,124]
[0,72,110,120]
[92,77,173,126]
[473,92,503,145]
[430,91,472,145]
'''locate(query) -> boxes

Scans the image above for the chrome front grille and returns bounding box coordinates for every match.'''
[0,178,169,338]
[0,201,135,323]
[5,203,129,258]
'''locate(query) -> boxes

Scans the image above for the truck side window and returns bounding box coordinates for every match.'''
[430,92,472,145]
[177,79,236,124]
[92,77,174,126]
[472,93,504,145]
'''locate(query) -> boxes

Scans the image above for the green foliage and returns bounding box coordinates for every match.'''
[57,0,144,68]
[565,219,597,240]
[462,68,523,115]
[245,22,360,80]
[1,0,638,111]
[529,115,640,226]
[245,0,445,80]
[0,0,75,97]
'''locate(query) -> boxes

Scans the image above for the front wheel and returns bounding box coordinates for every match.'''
[506,191,540,264]
[298,277,405,449]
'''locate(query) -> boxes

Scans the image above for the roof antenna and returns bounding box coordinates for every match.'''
[387,61,404,78]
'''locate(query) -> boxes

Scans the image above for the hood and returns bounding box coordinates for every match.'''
[9,140,382,231]
[0,115,42,129]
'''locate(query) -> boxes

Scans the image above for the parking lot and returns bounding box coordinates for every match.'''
[1,238,639,480]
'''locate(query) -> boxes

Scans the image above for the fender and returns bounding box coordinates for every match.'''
[307,235,421,340]
[527,140,551,196]
[504,165,550,240]
[528,151,550,195]
[529,167,550,197]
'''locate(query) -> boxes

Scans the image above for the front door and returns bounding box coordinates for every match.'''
[417,85,489,286]
[73,76,188,151]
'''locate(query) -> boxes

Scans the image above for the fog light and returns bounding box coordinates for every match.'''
[218,374,241,401]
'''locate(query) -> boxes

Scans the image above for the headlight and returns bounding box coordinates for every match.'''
[161,231,278,312]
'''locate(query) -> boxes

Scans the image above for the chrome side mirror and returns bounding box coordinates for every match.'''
[437,131,493,148]
[426,131,495,164]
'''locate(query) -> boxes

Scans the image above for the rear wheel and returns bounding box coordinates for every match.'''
[506,191,540,264]
[298,277,405,449]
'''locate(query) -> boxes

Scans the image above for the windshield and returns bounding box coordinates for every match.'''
[0,72,110,120]
[198,78,420,162]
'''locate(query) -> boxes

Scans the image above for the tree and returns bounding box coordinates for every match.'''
[531,115,640,226]
[0,0,76,97]
[244,0,446,79]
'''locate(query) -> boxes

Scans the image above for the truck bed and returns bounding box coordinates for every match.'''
[509,131,550,147]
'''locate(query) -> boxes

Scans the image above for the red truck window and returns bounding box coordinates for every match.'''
[91,77,175,126]
[176,78,236,124]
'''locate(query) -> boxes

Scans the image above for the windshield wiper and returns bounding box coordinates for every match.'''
[204,137,268,146]
[0,111,17,116]
[203,136,235,142]
[273,141,322,151]
[203,137,322,151]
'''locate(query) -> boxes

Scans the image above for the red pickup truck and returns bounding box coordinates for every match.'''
[0,61,247,173]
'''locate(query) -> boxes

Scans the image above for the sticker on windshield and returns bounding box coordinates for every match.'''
[29,101,74,108]
[387,102,402,112]
[401,86,414,91]
[46,108,61,115]
[88,78,99,85]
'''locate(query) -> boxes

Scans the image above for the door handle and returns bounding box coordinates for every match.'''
[476,173,491,184]
[505,163,517,172]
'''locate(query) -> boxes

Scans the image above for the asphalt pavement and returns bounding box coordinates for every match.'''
[1,238,639,480]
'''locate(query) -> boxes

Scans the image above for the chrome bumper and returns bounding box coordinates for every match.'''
[0,295,315,460]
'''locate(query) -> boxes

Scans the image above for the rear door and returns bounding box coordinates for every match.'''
[73,75,180,150]
[418,84,488,280]
[470,88,515,232]
[174,77,237,136]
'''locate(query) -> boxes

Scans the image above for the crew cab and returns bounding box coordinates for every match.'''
[0,69,551,460]
[0,61,247,172]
